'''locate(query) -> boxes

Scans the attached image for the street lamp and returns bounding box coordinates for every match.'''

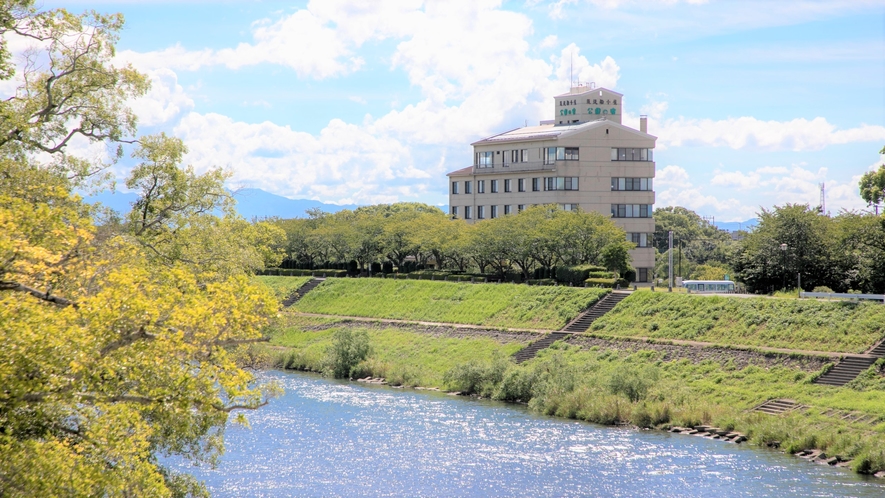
[780,243,788,291]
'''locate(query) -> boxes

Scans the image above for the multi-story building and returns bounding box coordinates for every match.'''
[446,84,656,282]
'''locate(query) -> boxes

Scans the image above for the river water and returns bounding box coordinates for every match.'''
[165,370,883,497]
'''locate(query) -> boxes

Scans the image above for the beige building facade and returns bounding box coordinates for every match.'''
[446,84,656,282]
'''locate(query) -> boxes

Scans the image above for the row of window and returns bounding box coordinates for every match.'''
[451,204,583,219]
[453,178,546,194]
[627,232,654,248]
[611,204,653,218]
[611,177,653,191]
[475,147,654,167]
[611,148,653,162]
[454,177,655,194]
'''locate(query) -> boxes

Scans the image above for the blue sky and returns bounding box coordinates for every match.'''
[16,0,885,220]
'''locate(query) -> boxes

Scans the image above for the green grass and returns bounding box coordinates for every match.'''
[292,279,609,330]
[256,276,313,301]
[590,292,885,353]
[270,317,529,387]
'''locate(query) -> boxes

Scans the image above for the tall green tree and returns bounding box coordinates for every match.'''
[1,3,281,496]
[858,145,885,208]
[732,204,844,293]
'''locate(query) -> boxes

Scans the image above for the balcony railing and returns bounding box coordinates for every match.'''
[472,161,556,174]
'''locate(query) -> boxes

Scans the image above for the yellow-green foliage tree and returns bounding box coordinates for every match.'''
[1,2,283,496]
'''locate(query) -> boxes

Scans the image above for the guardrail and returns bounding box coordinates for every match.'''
[800,291,885,303]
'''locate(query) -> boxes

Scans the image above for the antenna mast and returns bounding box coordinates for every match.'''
[819,183,826,215]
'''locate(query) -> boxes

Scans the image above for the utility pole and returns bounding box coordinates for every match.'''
[668,231,673,291]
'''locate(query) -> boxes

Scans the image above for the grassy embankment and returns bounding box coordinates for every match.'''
[590,292,885,353]
[257,280,885,474]
[292,278,610,330]
[257,276,313,301]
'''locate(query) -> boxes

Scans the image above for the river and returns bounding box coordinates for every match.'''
[164,370,883,497]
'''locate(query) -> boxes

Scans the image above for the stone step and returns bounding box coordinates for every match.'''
[813,356,877,386]
[281,278,326,307]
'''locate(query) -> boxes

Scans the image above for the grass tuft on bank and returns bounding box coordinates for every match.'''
[590,292,885,353]
[292,279,609,330]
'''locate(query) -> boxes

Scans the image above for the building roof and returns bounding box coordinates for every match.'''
[446,165,474,177]
[470,118,655,146]
[554,86,623,99]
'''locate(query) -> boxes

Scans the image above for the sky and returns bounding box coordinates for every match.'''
[9,0,885,221]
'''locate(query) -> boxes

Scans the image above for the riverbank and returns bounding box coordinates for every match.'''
[255,314,885,477]
[252,277,885,476]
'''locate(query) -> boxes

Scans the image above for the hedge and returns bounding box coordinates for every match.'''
[584,277,630,288]
[526,279,556,286]
[556,264,608,286]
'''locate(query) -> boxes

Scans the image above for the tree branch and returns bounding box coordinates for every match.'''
[0,281,77,308]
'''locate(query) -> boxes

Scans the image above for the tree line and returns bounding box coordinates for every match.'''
[652,186,885,295]
[271,203,636,281]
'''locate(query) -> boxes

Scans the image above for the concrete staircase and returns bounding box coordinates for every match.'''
[512,291,631,364]
[866,338,885,357]
[281,278,325,307]
[513,332,570,364]
[812,355,879,387]
[751,398,807,415]
[561,291,630,333]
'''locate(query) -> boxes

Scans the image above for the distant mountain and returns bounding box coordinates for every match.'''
[230,188,359,219]
[84,187,360,219]
[714,219,758,232]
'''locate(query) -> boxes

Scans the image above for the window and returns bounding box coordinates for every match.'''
[611,178,653,191]
[451,181,459,194]
[490,180,498,193]
[517,204,525,212]
[561,204,579,211]
[611,148,653,161]
[504,205,512,215]
[544,177,579,191]
[490,205,498,218]
[627,233,652,247]
[520,149,529,162]
[544,146,579,163]
[451,206,458,217]
[544,147,556,165]
[638,268,648,283]
[478,180,485,194]
[477,205,485,219]
[465,181,472,194]
[476,151,493,167]
[504,179,511,192]
[531,178,540,191]
[518,178,525,192]
[611,204,653,218]
[464,206,472,219]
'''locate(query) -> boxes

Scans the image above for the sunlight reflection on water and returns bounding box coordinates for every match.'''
[164,371,885,497]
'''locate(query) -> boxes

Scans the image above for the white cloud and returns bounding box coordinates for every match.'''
[173,111,434,205]
[655,165,690,186]
[710,170,761,190]
[651,114,885,152]
[539,35,559,48]
[128,68,194,127]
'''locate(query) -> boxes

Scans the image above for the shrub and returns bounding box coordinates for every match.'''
[443,356,510,396]
[585,278,617,288]
[607,365,658,402]
[324,329,372,379]
[556,264,606,286]
[445,274,473,282]
[813,286,835,293]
